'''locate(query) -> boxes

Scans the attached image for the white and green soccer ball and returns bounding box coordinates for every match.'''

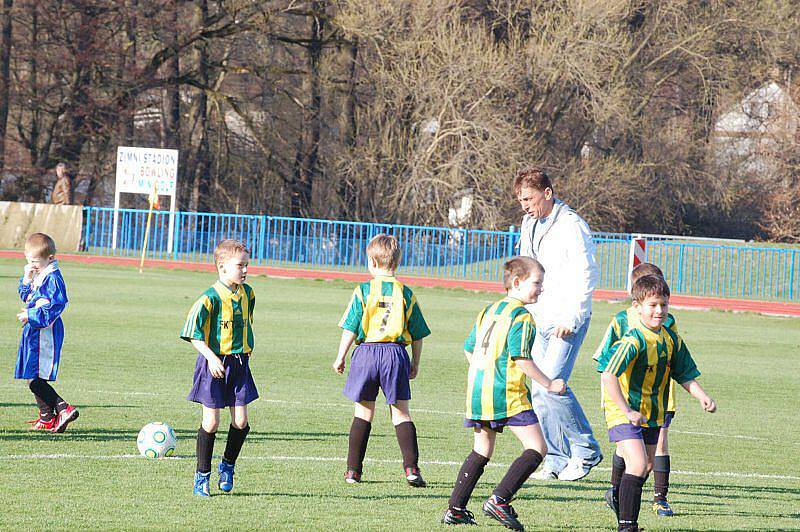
[137,422,177,459]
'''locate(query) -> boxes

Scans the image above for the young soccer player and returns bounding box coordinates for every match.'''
[443,256,566,530]
[593,263,680,516]
[597,275,716,532]
[332,234,430,486]
[15,233,79,433]
[181,239,258,497]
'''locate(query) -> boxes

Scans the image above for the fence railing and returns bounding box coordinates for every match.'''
[81,207,800,302]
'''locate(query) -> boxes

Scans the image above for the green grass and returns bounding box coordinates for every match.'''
[0,258,798,530]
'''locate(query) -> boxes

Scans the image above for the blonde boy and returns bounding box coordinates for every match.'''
[181,239,258,496]
[16,233,78,433]
[333,234,430,486]
[442,256,566,530]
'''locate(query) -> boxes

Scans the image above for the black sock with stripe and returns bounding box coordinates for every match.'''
[618,473,646,529]
[653,455,670,502]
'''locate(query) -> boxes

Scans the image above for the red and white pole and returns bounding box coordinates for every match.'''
[626,235,646,293]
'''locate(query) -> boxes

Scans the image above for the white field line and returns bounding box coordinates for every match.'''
[0,390,786,444]
[0,453,797,482]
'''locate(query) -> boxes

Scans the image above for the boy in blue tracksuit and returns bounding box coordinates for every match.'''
[15,232,78,433]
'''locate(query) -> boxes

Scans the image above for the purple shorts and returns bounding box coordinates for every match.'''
[343,343,411,405]
[464,409,539,433]
[187,353,259,408]
[663,411,675,428]
[608,423,661,445]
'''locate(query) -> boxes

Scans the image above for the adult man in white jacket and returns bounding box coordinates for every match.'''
[515,167,603,481]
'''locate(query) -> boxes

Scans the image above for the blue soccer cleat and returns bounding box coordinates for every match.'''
[193,471,211,497]
[653,499,675,517]
[218,460,235,492]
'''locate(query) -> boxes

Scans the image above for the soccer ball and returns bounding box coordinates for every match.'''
[137,422,177,459]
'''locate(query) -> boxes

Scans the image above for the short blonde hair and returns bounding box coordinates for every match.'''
[213,239,250,267]
[366,234,401,270]
[25,233,57,258]
[502,256,544,290]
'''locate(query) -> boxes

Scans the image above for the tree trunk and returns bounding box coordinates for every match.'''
[0,0,13,171]
[190,0,211,212]
[291,1,324,217]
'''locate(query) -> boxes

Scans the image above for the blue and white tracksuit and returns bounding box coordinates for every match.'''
[15,262,68,381]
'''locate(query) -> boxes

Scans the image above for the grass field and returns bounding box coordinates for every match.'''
[1,258,798,531]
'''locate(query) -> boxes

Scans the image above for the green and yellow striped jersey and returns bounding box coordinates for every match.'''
[597,324,700,429]
[463,297,535,421]
[181,281,255,355]
[594,306,678,412]
[338,275,430,345]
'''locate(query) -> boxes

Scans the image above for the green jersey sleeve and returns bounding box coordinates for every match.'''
[338,286,364,334]
[404,289,431,340]
[669,332,701,384]
[507,310,535,359]
[181,294,212,343]
[599,330,644,377]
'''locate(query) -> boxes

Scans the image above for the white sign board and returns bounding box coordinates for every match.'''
[113,147,179,253]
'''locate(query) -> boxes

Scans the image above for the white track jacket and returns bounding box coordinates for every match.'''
[518,199,598,332]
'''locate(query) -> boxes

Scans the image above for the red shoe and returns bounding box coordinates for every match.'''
[51,405,79,433]
[30,417,58,431]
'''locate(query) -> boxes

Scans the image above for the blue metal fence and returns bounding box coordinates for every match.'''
[82,207,800,302]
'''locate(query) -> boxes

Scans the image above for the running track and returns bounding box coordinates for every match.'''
[2,251,798,317]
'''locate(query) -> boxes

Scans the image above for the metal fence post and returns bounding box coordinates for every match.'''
[790,249,797,301]
[676,243,685,293]
[507,225,516,257]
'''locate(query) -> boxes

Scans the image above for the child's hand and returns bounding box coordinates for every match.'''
[409,363,419,380]
[23,264,34,283]
[206,355,225,378]
[701,396,716,413]
[332,357,346,374]
[17,308,28,325]
[548,378,566,394]
[625,410,647,426]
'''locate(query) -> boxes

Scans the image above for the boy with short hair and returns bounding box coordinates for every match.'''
[332,234,430,486]
[597,275,716,532]
[593,263,679,516]
[442,256,566,530]
[181,239,258,497]
[15,233,79,433]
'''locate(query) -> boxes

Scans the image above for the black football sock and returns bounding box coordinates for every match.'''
[618,473,646,528]
[493,449,543,502]
[196,427,216,474]
[33,393,55,421]
[394,421,420,469]
[223,424,250,465]
[347,417,372,474]
[449,451,490,509]
[611,453,626,497]
[653,455,670,502]
[29,378,62,412]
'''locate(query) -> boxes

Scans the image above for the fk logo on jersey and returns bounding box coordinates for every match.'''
[221,320,234,330]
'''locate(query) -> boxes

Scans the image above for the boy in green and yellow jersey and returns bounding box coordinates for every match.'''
[181,239,258,497]
[333,234,431,487]
[597,275,716,532]
[442,256,566,531]
[593,263,679,517]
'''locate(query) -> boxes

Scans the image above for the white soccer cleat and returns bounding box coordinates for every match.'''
[530,467,558,480]
[556,454,603,481]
